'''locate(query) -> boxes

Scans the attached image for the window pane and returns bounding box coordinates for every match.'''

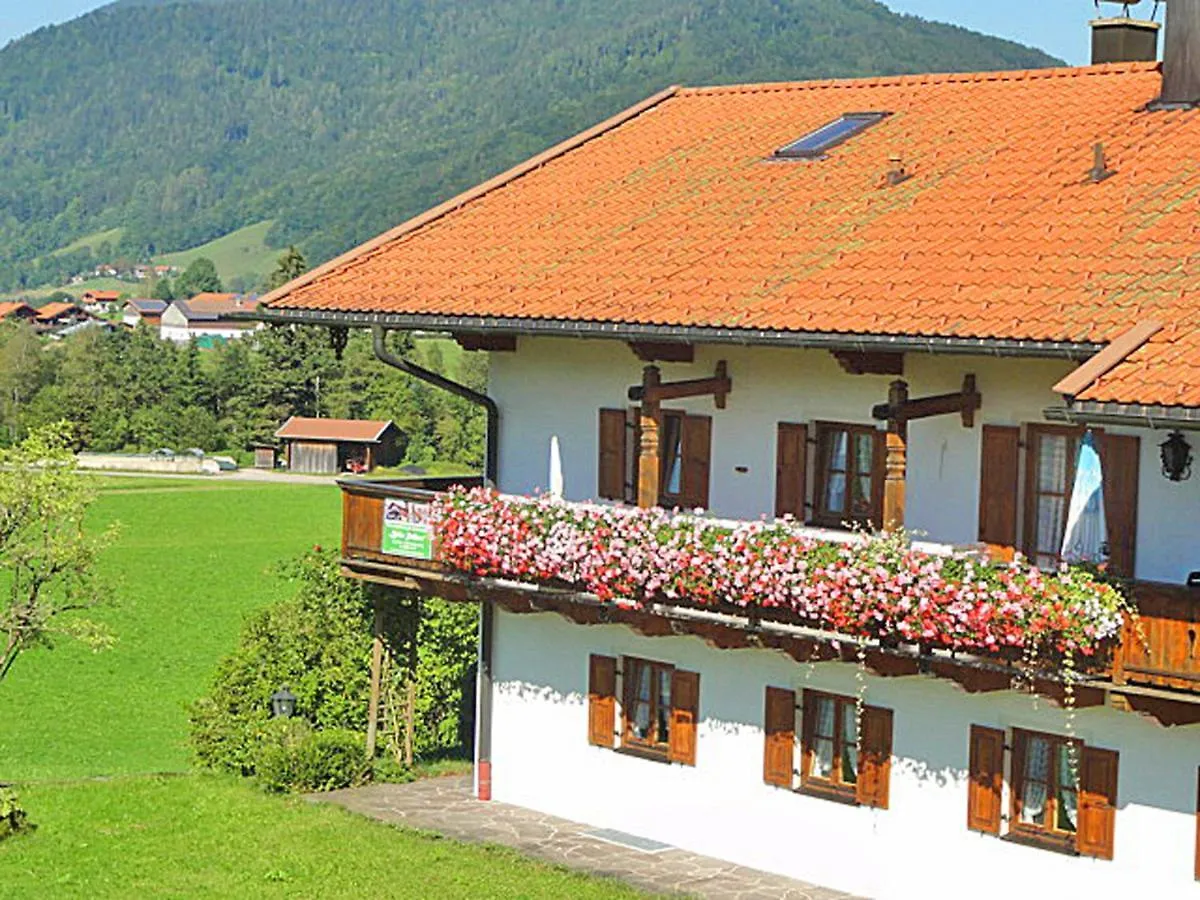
[1057,787,1078,833]
[827,431,848,472]
[840,706,858,785]
[631,664,652,739]
[656,670,672,744]
[825,473,847,514]
[812,737,835,779]
[854,433,874,474]
[1036,495,1066,555]
[1019,737,1051,826]
[1037,435,1069,493]
[813,696,835,738]
[661,417,683,496]
[1056,744,1078,833]
[852,475,873,516]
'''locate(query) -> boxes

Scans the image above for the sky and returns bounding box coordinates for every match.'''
[0,1,1120,65]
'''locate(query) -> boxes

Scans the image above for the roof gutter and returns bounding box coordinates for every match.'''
[371,326,499,483]
[257,307,1100,360]
[1045,401,1200,431]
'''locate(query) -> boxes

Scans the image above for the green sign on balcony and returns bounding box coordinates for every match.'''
[382,498,434,560]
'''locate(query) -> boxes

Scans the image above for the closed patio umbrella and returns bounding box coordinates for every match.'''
[549,435,564,499]
[1061,430,1107,565]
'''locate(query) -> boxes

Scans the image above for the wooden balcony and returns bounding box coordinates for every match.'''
[339,480,1200,703]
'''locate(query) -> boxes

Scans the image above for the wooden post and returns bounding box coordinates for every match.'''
[637,365,661,508]
[365,600,385,759]
[404,676,416,767]
[883,379,908,533]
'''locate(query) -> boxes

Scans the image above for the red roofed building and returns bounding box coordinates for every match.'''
[274,416,400,474]
[81,289,121,311]
[0,301,36,323]
[34,301,89,331]
[258,12,1200,897]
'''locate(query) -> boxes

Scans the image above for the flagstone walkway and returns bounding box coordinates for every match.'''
[316,776,861,899]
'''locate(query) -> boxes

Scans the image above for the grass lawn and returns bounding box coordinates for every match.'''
[0,478,342,780]
[0,775,644,899]
[156,220,279,287]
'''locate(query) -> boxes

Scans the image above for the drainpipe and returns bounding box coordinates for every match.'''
[370,325,497,800]
[370,326,498,484]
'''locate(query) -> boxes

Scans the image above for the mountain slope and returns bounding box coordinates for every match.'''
[0,0,1060,290]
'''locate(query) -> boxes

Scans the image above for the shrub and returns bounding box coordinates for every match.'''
[255,724,368,794]
[0,788,33,841]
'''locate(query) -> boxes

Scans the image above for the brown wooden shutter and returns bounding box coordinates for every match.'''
[1077,746,1119,860]
[967,725,1005,834]
[680,415,712,510]
[598,409,627,501]
[775,423,808,520]
[856,705,893,809]
[978,425,1021,558]
[668,669,700,766]
[587,654,617,748]
[763,687,796,787]
[1102,433,1140,578]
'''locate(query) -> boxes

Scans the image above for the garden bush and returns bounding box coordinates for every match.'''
[255,722,368,793]
[0,788,32,841]
[189,548,477,788]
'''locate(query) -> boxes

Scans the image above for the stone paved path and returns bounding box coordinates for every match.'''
[316,776,861,899]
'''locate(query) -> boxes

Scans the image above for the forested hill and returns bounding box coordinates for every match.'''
[0,0,1059,290]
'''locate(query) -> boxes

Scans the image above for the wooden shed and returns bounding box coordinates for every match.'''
[274,417,400,475]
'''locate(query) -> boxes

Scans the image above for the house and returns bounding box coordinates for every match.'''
[274,417,400,474]
[257,10,1200,900]
[122,298,168,329]
[159,293,261,343]
[81,289,121,313]
[33,301,89,332]
[0,302,37,324]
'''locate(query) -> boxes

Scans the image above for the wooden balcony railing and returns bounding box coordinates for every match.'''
[339,481,1200,696]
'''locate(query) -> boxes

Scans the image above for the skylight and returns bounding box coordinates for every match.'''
[774,112,890,159]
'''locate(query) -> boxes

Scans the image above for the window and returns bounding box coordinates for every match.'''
[622,656,674,756]
[659,411,686,504]
[596,408,711,509]
[1024,426,1081,569]
[801,690,859,798]
[814,423,883,529]
[775,112,890,159]
[1011,729,1080,845]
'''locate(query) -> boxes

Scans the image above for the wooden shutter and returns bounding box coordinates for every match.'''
[680,415,712,510]
[587,654,617,748]
[668,669,700,766]
[775,423,808,520]
[1077,746,1119,860]
[978,425,1021,557]
[857,705,893,809]
[967,725,1005,834]
[598,409,627,501]
[763,687,796,787]
[1102,433,1140,578]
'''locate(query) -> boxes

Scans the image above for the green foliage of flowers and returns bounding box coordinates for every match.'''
[0,788,33,841]
[254,721,368,794]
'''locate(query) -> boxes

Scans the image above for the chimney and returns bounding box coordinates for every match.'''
[1091,2,1160,65]
[1161,0,1200,105]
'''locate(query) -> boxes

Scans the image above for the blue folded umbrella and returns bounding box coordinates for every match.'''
[1061,430,1107,565]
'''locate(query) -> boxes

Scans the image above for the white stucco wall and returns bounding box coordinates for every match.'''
[489,608,1200,900]
[488,337,1200,584]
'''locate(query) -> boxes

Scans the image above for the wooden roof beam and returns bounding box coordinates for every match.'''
[873,374,981,428]
[628,341,695,363]
[628,361,731,409]
[832,350,905,376]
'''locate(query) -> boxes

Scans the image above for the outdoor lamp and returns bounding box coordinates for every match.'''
[1160,431,1193,482]
[270,686,298,719]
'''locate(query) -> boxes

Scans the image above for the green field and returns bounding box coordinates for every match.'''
[156,220,279,288]
[51,227,125,258]
[0,476,640,898]
[0,478,342,780]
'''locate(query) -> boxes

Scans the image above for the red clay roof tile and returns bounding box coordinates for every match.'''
[264,62,1200,408]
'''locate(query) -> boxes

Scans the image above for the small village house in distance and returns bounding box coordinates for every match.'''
[80,289,121,313]
[122,298,168,329]
[257,5,1200,898]
[274,417,400,474]
[0,301,37,324]
[33,301,90,333]
[159,292,261,343]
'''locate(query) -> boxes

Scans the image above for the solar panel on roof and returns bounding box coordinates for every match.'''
[775,112,890,159]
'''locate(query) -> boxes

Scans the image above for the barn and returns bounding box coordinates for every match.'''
[273,417,400,475]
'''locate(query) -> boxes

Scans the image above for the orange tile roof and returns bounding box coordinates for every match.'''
[0,301,34,320]
[35,301,79,321]
[275,417,394,443]
[263,62,1200,409]
[84,290,121,302]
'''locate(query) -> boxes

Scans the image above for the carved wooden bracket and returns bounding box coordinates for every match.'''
[453,332,517,352]
[628,341,695,363]
[831,350,904,376]
[628,361,731,409]
[872,374,981,428]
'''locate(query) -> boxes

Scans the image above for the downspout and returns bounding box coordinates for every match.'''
[370,326,499,484]
[370,325,497,800]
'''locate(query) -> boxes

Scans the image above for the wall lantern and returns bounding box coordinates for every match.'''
[1160,431,1193,482]
[270,686,298,719]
